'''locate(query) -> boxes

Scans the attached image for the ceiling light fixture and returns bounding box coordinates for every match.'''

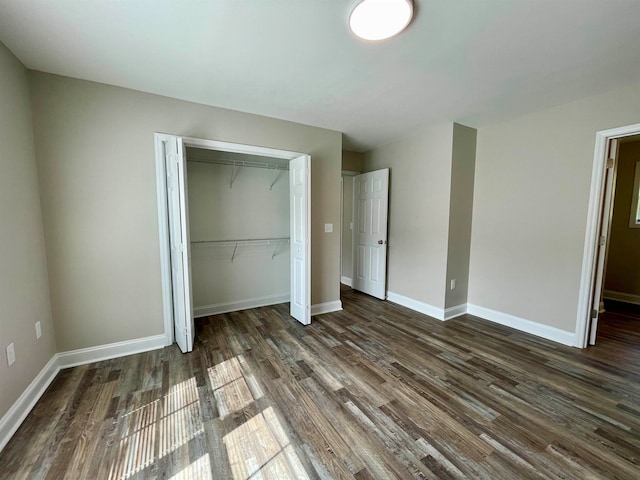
[349,0,414,41]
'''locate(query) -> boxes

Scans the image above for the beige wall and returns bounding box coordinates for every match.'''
[0,44,56,418]
[469,80,640,332]
[341,175,354,281]
[342,150,364,172]
[340,150,363,283]
[604,140,640,298]
[445,124,477,308]
[187,159,290,308]
[29,72,342,352]
[365,123,454,308]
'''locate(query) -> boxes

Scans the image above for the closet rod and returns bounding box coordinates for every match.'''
[191,237,290,262]
[187,158,289,171]
[191,237,290,245]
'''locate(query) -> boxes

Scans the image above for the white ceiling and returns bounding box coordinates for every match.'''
[1,0,639,152]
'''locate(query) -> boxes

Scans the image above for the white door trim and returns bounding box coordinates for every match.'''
[575,122,640,348]
[155,133,178,347]
[180,136,300,160]
[340,171,359,287]
[154,133,310,346]
[340,176,344,286]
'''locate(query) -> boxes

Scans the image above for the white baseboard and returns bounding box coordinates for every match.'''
[1,333,170,453]
[194,294,290,318]
[444,303,467,320]
[341,276,352,287]
[0,356,60,452]
[383,291,574,346]
[466,304,575,347]
[603,290,640,306]
[311,300,343,316]
[57,334,168,369]
[386,291,446,321]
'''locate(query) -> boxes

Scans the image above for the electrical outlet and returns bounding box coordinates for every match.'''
[6,343,15,366]
[324,223,333,233]
[450,279,456,290]
[35,321,42,339]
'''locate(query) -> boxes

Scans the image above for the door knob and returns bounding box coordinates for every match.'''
[378,240,384,244]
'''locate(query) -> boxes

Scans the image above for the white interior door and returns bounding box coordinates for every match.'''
[165,137,195,352]
[589,139,618,345]
[290,154,311,325]
[352,169,389,300]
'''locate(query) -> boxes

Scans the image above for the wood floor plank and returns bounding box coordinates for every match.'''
[2,287,640,478]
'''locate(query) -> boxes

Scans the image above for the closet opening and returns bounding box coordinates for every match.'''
[155,134,311,353]
[187,146,292,323]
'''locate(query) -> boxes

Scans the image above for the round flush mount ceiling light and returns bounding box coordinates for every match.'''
[349,0,414,41]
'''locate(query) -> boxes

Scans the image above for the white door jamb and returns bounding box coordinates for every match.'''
[575,123,640,348]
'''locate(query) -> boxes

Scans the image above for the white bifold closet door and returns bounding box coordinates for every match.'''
[165,137,195,353]
[290,154,311,325]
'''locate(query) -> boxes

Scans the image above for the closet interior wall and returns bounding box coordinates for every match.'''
[186,147,290,317]
[604,139,640,301]
[341,150,364,285]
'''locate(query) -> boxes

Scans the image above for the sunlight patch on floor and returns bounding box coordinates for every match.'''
[108,398,159,480]
[108,377,204,480]
[169,453,213,480]
[208,355,263,418]
[106,354,304,480]
[223,407,309,480]
[159,377,203,458]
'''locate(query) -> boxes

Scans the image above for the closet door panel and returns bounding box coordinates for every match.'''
[290,155,310,325]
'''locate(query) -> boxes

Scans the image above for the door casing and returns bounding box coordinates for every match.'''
[154,133,311,346]
[576,122,640,347]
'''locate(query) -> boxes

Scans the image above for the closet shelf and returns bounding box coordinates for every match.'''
[191,237,290,262]
[188,157,289,189]
[188,158,289,171]
[192,237,289,245]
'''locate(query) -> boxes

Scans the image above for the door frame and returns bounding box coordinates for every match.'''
[575,122,640,348]
[340,171,359,287]
[154,133,311,346]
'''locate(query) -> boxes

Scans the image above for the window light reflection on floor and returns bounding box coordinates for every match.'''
[160,378,203,458]
[108,398,159,480]
[168,453,213,480]
[208,355,264,418]
[210,355,309,479]
[223,407,310,480]
[108,377,204,480]
[107,354,309,480]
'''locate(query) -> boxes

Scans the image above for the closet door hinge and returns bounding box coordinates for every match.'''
[606,158,614,169]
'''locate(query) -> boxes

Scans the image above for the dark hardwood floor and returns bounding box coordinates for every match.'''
[1,288,639,479]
